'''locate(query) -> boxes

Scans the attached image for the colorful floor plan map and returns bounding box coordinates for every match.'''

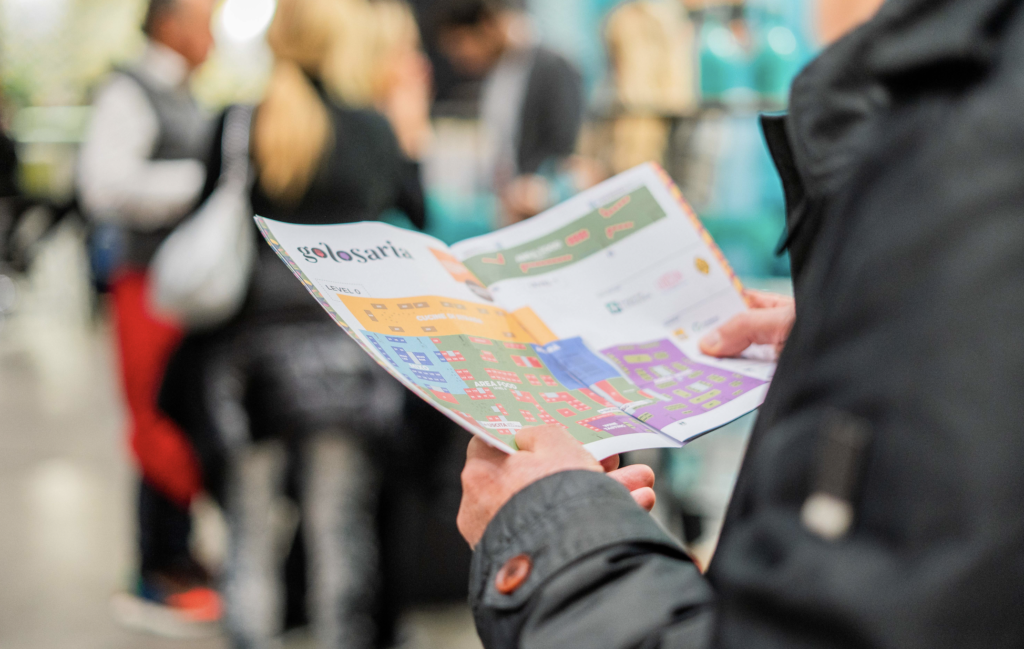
[340,291,766,445]
[258,163,774,456]
[339,294,652,447]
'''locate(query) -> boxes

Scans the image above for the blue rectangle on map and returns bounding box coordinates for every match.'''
[533,337,620,388]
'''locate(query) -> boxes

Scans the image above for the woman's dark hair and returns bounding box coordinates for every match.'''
[142,0,178,36]
[434,0,520,30]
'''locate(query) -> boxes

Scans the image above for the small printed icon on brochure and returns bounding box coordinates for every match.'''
[606,302,622,314]
[658,270,683,290]
[695,257,710,275]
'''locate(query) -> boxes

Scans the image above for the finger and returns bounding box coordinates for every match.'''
[699,307,794,358]
[600,454,620,472]
[630,487,656,512]
[743,289,792,310]
[514,424,573,453]
[466,436,511,463]
[607,464,655,492]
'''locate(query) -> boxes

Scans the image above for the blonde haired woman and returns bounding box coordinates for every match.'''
[159,1,431,647]
[254,0,430,209]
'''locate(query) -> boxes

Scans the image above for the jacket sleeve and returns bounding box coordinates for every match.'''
[471,470,716,649]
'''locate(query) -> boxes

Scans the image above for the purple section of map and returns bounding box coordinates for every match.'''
[576,412,654,437]
[600,339,766,431]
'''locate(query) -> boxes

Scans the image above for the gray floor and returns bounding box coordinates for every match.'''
[0,228,482,649]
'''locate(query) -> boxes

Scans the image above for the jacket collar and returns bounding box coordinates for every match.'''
[784,0,1023,202]
[865,0,1020,84]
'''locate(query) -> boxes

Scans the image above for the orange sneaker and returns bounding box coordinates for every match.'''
[110,567,222,638]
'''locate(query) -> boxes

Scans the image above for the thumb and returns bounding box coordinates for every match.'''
[514,424,573,453]
[700,307,794,358]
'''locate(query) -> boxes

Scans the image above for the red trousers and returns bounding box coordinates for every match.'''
[111,270,201,506]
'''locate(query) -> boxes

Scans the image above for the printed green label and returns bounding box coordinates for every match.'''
[462,187,667,285]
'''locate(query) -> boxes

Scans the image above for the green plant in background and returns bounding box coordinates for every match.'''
[1,73,33,113]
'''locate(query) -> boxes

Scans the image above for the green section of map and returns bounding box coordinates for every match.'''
[364,328,663,448]
[418,333,615,447]
[462,186,667,286]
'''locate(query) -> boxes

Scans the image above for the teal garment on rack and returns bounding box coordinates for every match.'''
[699,10,752,100]
[747,0,816,101]
[527,0,620,101]
[695,114,790,277]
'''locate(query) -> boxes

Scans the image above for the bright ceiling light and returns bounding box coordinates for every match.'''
[767,26,797,57]
[221,0,277,43]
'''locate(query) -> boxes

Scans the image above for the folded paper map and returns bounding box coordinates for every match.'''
[255,163,775,458]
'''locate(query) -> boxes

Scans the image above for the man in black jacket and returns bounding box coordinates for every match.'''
[456,0,1024,647]
[435,0,585,223]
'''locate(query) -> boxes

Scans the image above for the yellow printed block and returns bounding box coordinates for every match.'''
[623,354,652,364]
[690,389,722,405]
[338,294,539,342]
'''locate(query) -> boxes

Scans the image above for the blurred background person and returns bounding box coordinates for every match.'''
[75,0,220,632]
[434,0,584,224]
[0,108,25,330]
[158,0,430,646]
[0,108,24,277]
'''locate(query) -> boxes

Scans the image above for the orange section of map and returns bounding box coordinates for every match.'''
[510,306,558,345]
[428,248,485,286]
[338,294,539,342]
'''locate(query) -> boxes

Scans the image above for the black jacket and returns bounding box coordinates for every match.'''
[469,1,1024,647]
[196,84,425,325]
[517,47,585,175]
[160,91,424,492]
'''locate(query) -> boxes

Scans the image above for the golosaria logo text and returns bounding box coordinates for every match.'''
[297,241,414,264]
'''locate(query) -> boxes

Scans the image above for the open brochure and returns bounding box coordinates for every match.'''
[255,163,775,459]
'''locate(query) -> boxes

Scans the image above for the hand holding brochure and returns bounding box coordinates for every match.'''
[255,163,775,458]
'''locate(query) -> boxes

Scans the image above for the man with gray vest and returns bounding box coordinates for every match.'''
[78,0,218,631]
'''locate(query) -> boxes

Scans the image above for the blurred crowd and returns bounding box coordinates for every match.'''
[0,0,883,647]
